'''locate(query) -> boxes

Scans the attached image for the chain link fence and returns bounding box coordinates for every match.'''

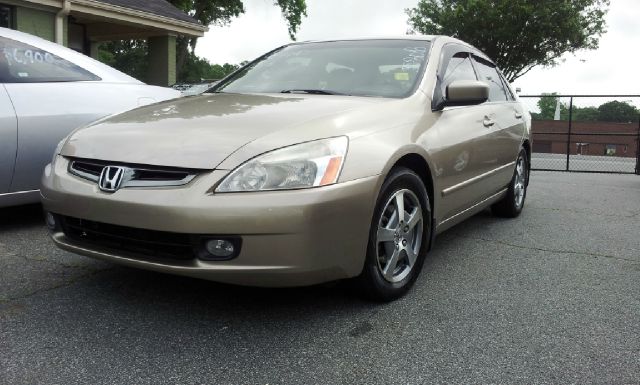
[519,95,640,174]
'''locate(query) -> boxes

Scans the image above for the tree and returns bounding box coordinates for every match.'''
[168,0,307,71]
[597,101,639,123]
[407,0,609,81]
[536,93,568,120]
[533,95,639,123]
[572,106,599,122]
[177,53,239,83]
[98,40,148,82]
[99,42,239,83]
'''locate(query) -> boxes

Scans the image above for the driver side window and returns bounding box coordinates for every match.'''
[441,52,477,97]
[471,55,508,102]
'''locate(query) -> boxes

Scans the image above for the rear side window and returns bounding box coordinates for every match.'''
[441,52,477,96]
[0,37,100,83]
[471,55,507,102]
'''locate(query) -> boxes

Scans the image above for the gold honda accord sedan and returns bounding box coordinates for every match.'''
[42,37,531,301]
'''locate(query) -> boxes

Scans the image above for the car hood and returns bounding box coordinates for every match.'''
[61,93,392,169]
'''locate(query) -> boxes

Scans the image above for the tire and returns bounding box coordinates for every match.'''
[355,167,432,302]
[491,148,529,218]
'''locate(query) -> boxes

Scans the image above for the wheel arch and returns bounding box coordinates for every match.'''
[392,153,435,214]
[522,139,531,161]
[522,139,531,185]
[380,148,438,251]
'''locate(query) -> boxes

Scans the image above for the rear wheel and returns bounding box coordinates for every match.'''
[491,148,528,218]
[355,167,431,302]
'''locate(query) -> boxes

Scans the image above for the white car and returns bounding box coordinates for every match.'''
[0,27,180,207]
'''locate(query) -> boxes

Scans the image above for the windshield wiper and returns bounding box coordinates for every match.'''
[280,89,346,95]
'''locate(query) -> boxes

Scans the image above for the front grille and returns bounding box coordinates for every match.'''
[60,216,197,261]
[71,161,103,177]
[68,158,199,188]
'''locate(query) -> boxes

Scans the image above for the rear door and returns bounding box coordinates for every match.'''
[0,85,17,193]
[469,55,524,187]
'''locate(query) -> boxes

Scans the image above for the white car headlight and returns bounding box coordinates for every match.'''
[216,136,348,192]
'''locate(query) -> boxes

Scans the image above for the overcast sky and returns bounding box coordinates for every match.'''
[196,0,640,98]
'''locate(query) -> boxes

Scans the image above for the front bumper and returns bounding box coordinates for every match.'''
[41,157,380,287]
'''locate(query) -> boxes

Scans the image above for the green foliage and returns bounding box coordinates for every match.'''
[98,40,149,82]
[177,53,239,83]
[407,0,609,81]
[168,0,308,38]
[573,106,599,122]
[168,0,245,27]
[536,93,568,120]
[170,0,307,41]
[597,100,639,123]
[534,94,639,123]
[99,41,239,83]
[275,0,308,40]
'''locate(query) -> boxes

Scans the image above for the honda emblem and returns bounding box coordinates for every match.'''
[99,166,125,192]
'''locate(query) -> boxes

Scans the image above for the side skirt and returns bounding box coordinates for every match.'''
[435,188,508,235]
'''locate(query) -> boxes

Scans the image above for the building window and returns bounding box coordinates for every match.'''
[0,4,13,28]
[605,144,617,156]
[576,143,589,155]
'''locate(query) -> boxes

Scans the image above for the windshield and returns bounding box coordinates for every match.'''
[213,39,431,98]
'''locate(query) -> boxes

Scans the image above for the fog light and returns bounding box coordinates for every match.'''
[45,212,57,231]
[205,239,235,258]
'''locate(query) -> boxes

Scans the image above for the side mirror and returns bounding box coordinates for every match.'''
[443,80,489,108]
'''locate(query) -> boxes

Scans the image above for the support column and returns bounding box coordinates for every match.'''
[89,41,100,59]
[148,35,176,86]
[55,0,70,45]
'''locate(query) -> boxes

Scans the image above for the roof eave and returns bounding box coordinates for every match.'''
[22,0,208,37]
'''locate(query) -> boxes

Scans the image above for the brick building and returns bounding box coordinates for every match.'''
[532,120,639,158]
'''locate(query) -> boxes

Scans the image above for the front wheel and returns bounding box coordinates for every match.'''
[355,167,432,302]
[491,148,529,218]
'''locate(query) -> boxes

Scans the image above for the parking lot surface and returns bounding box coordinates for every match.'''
[1,172,639,385]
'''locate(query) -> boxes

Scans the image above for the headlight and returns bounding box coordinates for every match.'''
[216,136,348,192]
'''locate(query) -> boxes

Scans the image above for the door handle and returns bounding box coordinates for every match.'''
[515,111,523,119]
[483,117,495,127]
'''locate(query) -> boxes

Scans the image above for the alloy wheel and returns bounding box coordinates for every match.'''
[514,156,527,208]
[375,189,424,283]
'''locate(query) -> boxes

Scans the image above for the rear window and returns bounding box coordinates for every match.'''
[0,36,100,83]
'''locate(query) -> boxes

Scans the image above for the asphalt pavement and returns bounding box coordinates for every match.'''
[1,172,639,385]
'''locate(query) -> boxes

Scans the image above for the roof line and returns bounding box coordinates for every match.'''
[22,0,208,36]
